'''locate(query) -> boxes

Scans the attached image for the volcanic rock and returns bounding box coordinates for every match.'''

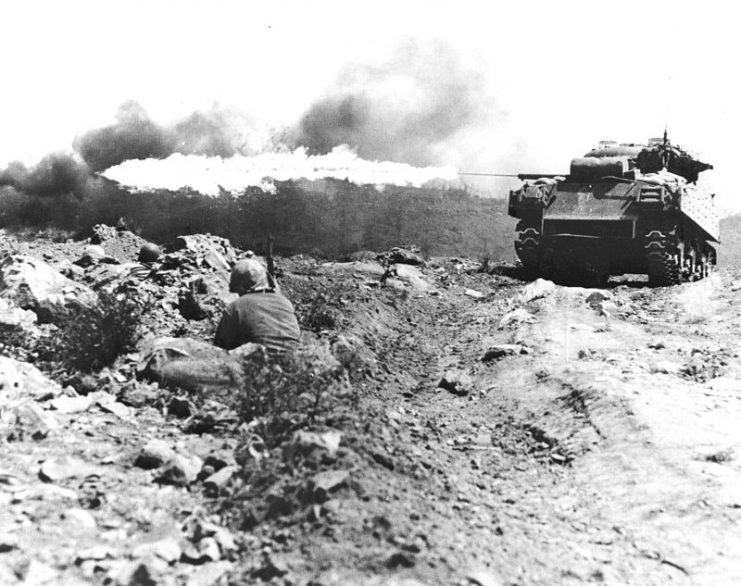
[132,536,182,564]
[156,454,204,486]
[387,247,426,266]
[482,344,531,362]
[49,395,93,414]
[311,470,350,502]
[283,430,342,463]
[438,370,474,396]
[202,465,237,492]
[0,298,37,328]
[0,357,62,406]
[39,456,99,482]
[466,568,503,586]
[320,260,386,276]
[135,439,176,470]
[515,278,555,305]
[383,264,431,291]
[0,254,96,322]
[499,308,536,328]
[63,507,97,530]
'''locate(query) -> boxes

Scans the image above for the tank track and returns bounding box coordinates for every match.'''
[644,227,681,287]
[514,220,541,273]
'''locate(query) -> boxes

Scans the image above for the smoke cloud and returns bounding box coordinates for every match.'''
[75,101,245,173]
[292,40,494,167]
[0,41,495,206]
[75,101,174,173]
[0,101,256,205]
[0,153,97,199]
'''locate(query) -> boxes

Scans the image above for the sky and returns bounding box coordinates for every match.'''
[2,0,739,211]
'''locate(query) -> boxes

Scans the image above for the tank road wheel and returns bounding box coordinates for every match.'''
[644,228,681,287]
[514,220,541,276]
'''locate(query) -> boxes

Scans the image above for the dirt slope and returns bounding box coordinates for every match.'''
[1,232,741,586]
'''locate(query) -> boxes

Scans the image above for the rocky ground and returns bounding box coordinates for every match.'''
[1,227,740,586]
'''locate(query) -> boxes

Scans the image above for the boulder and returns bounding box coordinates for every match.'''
[311,470,350,502]
[516,278,555,305]
[384,264,432,291]
[135,439,176,470]
[156,453,204,486]
[0,298,37,329]
[464,289,484,299]
[387,247,425,266]
[498,308,536,328]
[283,430,342,463]
[173,234,237,268]
[650,360,682,375]
[0,355,62,402]
[0,254,95,322]
[482,344,531,362]
[438,370,474,396]
[320,261,386,276]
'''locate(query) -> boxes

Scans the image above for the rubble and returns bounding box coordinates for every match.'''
[2,224,741,585]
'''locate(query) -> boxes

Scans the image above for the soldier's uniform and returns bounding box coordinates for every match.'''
[214,259,299,354]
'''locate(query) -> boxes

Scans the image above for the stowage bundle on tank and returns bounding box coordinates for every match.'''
[507,135,718,287]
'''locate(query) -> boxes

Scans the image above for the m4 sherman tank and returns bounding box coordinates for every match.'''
[508,134,718,286]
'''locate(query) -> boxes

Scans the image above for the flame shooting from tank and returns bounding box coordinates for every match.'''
[101,145,459,196]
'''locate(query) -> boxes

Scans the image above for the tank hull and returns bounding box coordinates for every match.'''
[509,177,718,286]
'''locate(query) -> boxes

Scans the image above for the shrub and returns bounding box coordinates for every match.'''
[300,292,343,332]
[235,344,356,449]
[0,326,36,363]
[52,287,150,372]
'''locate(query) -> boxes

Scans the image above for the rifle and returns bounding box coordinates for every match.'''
[266,233,277,290]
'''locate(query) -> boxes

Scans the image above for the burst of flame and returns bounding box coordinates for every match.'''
[101,145,459,196]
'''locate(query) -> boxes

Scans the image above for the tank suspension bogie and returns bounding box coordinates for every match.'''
[643,224,715,286]
[644,226,682,287]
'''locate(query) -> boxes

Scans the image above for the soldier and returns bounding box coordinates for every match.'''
[214,259,300,354]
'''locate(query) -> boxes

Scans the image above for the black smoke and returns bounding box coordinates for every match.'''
[0,153,97,199]
[0,101,249,206]
[75,101,175,173]
[75,101,243,173]
[292,40,495,166]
